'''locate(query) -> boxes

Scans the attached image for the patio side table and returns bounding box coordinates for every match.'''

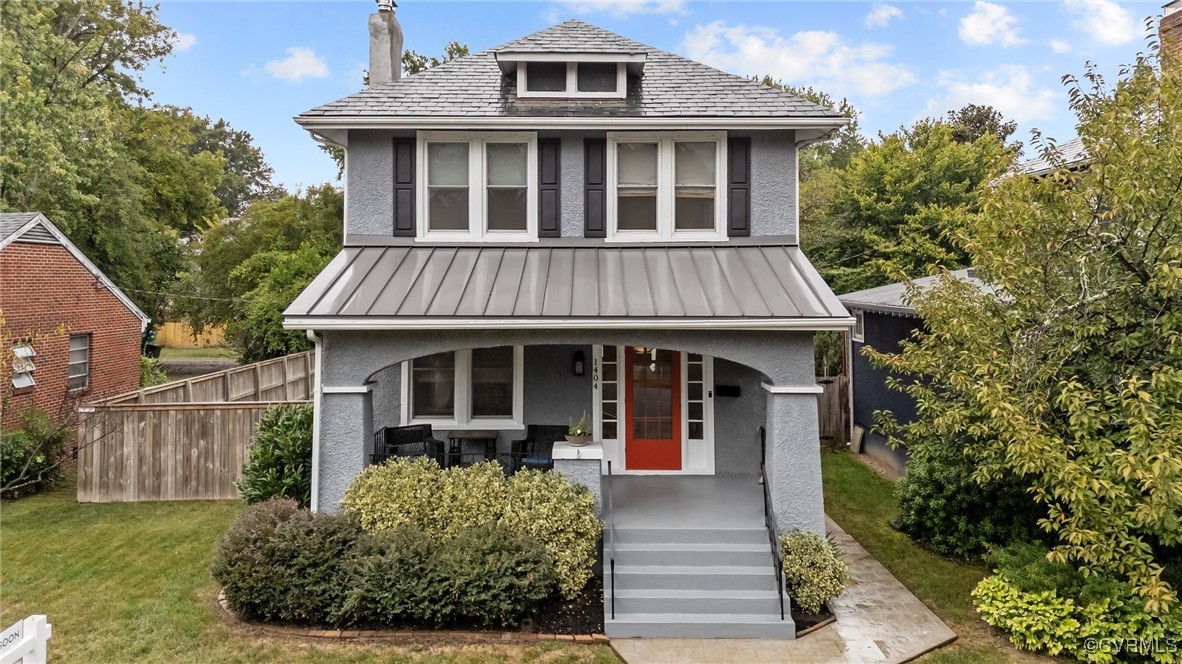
[444,430,499,468]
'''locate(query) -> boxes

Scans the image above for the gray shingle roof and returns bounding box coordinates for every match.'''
[1015,137,1090,176]
[298,20,844,121]
[838,268,991,316]
[0,212,42,242]
[284,243,849,326]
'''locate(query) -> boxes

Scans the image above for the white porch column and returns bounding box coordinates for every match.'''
[316,385,374,513]
[763,383,825,537]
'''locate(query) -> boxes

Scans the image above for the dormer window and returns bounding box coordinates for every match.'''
[519,61,626,99]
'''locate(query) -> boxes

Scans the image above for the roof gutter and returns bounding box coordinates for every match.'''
[293,115,850,132]
[283,316,856,331]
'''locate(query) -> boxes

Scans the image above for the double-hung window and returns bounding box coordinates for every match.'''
[403,346,524,428]
[607,132,726,241]
[419,132,537,241]
[10,343,35,389]
[68,334,90,390]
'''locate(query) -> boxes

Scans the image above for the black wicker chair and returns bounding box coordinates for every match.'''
[370,424,446,466]
[503,424,568,474]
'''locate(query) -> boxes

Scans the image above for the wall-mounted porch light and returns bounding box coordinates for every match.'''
[573,350,586,376]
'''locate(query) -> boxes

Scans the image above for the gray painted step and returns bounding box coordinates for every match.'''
[605,613,795,639]
[612,526,768,546]
[607,589,782,615]
[608,565,779,591]
[613,542,772,567]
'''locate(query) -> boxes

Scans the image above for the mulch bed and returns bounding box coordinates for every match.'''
[792,601,837,637]
[525,577,604,635]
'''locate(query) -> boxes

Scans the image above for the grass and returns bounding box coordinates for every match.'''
[157,346,237,360]
[822,450,1052,664]
[0,474,620,664]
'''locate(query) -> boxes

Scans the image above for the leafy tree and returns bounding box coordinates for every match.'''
[187,112,281,215]
[944,103,1022,154]
[868,52,1182,611]
[403,41,469,76]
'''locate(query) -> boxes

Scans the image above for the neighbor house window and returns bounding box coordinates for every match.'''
[68,334,90,390]
[10,343,35,389]
[405,347,524,427]
[517,61,626,99]
[852,311,865,343]
[419,133,537,241]
[607,132,726,241]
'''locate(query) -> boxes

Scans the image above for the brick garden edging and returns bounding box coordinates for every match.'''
[216,590,610,645]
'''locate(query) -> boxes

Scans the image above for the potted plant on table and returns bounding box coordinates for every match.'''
[565,412,592,446]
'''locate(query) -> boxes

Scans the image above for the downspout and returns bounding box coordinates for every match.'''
[306,329,324,512]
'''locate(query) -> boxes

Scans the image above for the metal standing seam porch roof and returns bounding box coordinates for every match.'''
[283,243,851,330]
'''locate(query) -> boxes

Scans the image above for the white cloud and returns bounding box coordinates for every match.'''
[173,32,197,52]
[923,65,1057,123]
[1063,0,1137,46]
[262,47,330,82]
[560,0,687,18]
[959,1,1026,47]
[1049,38,1073,53]
[682,21,915,98]
[865,3,903,29]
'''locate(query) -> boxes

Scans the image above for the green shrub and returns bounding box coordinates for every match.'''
[335,526,442,627]
[779,530,851,614]
[211,498,361,625]
[502,469,600,599]
[140,355,168,387]
[438,524,555,626]
[890,437,1041,559]
[341,460,601,599]
[0,409,72,499]
[237,403,313,507]
[972,575,1081,655]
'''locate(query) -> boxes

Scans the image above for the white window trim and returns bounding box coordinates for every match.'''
[68,334,90,392]
[11,343,36,389]
[416,132,539,242]
[852,310,865,343]
[400,346,525,430]
[516,62,627,100]
[606,131,728,242]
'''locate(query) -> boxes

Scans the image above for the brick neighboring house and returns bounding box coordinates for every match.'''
[1,212,149,432]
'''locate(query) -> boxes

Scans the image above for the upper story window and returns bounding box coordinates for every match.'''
[68,334,91,391]
[517,61,627,99]
[418,132,537,241]
[10,343,35,389]
[607,131,727,241]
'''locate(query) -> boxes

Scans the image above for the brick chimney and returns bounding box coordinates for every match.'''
[1163,1,1182,61]
[369,0,402,86]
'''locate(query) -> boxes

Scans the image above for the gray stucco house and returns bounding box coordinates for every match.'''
[285,3,852,638]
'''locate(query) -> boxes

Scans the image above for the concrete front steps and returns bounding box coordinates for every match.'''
[604,525,795,639]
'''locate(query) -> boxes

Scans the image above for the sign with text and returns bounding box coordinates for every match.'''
[0,615,52,664]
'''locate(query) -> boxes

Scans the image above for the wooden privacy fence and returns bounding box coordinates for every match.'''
[816,374,849,444]
[77,352,314,503]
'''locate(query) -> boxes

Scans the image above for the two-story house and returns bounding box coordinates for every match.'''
[285,3,852,638]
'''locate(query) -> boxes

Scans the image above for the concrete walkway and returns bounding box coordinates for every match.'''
[610,517,957,664]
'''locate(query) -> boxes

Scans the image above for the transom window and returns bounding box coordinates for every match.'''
[404,346,524,428]
[607,132,727,241]
[68,334,90,391]
[418,132,537,241]
[10,343,35,389]
[518,61,626,99]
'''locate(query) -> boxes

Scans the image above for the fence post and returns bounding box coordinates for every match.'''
[0,615,52,664]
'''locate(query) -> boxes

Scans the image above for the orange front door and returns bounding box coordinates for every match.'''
[624,347,681,471]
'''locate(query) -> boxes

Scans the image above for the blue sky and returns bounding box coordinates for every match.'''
[142,0,1164,189]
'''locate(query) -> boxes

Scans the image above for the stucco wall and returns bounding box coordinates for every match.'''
[712,359,767,475]
[342,129,798,242]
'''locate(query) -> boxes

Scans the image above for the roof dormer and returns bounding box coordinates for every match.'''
[495,51,646,100]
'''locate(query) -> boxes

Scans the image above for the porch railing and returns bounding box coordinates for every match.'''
[606,460,616,621]
[759,426,786,621]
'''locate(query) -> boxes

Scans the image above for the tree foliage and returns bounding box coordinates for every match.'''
[945,103,1022,154]
[402,41,469,76]
[868,52,1182,611]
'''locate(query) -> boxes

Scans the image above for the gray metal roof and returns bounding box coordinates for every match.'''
[837,268,988,316]
[0,212,42,242]
[297,20,844,122]
[284,243,849,328]
[1014,138,1090,176]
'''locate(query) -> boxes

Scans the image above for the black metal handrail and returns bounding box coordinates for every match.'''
[759,427,786,621]
[606,460,616,620]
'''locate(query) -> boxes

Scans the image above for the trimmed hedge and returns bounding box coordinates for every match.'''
[342,459,601,599]
[237,403,314,507]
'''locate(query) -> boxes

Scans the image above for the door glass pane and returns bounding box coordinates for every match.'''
[527,62,566,92]
[675,142,716,231]
[471,347,514,418]
[412,352,455,418]
[631,347,674,440]
[578,62,617,92]
[487,143,527,186]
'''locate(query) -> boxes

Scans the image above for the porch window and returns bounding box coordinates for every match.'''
[419,132,537,241]
[607,132,726,241]
[405,346,524,427]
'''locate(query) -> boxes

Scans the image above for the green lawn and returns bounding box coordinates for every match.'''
[0,474,619,664]
[157,346,237,360]
[822,451,1053,663]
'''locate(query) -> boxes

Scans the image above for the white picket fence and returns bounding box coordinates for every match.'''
[0,616,51,664]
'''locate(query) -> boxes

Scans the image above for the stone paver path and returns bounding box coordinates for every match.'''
[610,517,957,664]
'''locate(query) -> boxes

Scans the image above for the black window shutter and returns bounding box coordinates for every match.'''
[538,138,561,238]
[584,138,606,238]
[727,137,751,237]
[392,138,415,237]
